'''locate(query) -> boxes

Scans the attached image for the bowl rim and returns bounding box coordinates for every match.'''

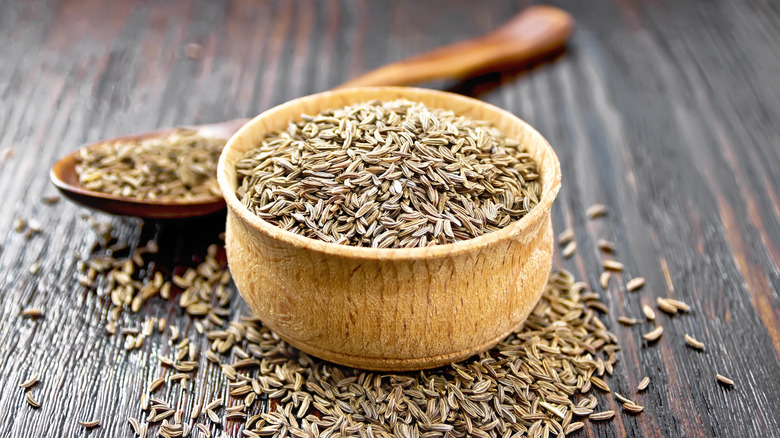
[217,86,561,261]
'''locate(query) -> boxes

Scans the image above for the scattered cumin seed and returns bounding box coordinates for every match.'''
[642,325,664,342]
[128,417,141,435]
[169,325,180,342]
[564,422,585,434]
[557,228,574,245]
[597,238,615,252]
[623,402,645,414]
[587,203,608,218]
[21,308,43,318]
[25,391,40,408]
[614,392,633,404]
[205,398,223,411]
[589,410,615,421]
[617,316,638,325]
[684,334,705,350]
[13,217,25,232]
[716,373,734,387]
[637,376,650,391]
[562,241,577,258]
[79,419,100,428]
[602,259,624,271]
[19,372,40,389]
[148,377,165,393]
[642,304,656,321]
[666,298,691,312]
[590,376,611,392]
[599,271,611,289]
[656,297,678,314]
[626,277,645,291]
[572,407,593,416]
[42,195,60,204]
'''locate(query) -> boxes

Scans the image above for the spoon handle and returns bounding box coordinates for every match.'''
[336,5,573,89]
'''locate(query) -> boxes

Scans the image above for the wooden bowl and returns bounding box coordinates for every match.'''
[217,87,561,371]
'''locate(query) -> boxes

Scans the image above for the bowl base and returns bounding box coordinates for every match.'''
[272,318,527,371]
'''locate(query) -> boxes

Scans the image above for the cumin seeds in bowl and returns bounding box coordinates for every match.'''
[235,99,541,249]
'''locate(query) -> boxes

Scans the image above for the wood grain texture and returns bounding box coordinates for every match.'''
[337,6,573,88]
[0,0,779,437]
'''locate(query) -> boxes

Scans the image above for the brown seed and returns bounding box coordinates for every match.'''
[590,376,610,392]
[589,410,615,421]
[564,422,585,434]
[572,407,593,416]
[666,298,691,312]
[642,326,664,342]
[596,238,615,253]
[617,316,638,326]
[642,304,656,321]
[206,398,223,411]
[19,372,40,389]
[557,228,574,245]
[602,260,624,271]
[13,217,26,232]
[637,376,650,391]
[21,308,43,318]
[79,419,100,428]
[684,334,705,350]
[656,297,679,314]
[626,277,645,291]
[25,392,40,408]
[599,271,611,289]
[716,373,734,387]
[622,402,645,414]
[128,417,141,435]
[169,326,180,342]
[562,242,577,259]
[587,203,608,219]
[148,377,165,393]
[42,195,61,204]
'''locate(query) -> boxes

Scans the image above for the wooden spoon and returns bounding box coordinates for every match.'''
[50,5,572,219]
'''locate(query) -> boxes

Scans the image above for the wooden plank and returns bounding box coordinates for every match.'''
[0,0,778,437]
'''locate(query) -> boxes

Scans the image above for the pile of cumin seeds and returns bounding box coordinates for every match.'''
[239,269,620,438]
[75,129,225,200]
[77,224,620,437]
[235,99,541,248]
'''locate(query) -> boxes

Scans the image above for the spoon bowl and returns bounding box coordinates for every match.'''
[50,119,248,219]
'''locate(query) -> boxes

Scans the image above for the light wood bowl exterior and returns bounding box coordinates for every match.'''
[217,87,561,371]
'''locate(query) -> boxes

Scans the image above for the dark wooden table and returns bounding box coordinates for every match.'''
[1,1,779,437]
